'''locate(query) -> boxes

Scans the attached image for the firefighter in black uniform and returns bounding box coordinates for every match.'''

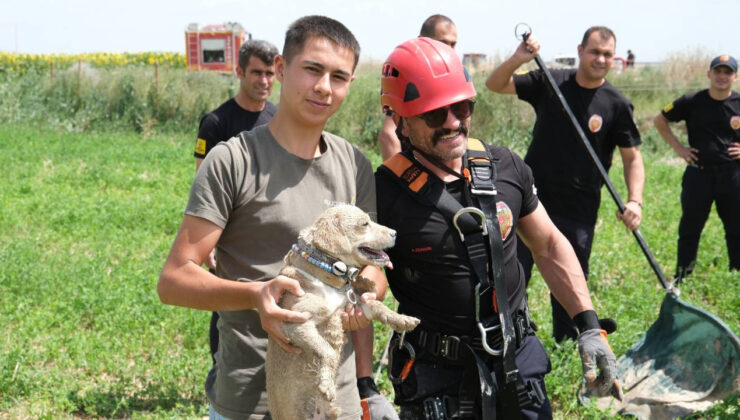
[376,37,621,420]
[654,54,740,281]
[485,27,645,343]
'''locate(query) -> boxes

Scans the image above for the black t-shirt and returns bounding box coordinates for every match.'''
[375,146,539,335]
[661,89,740,166]
[194,98,277,158]
[514,69,641,224]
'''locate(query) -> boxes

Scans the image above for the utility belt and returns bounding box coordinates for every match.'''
[389,306,544,419]
[404,310,533,366]
[689,160,740,171]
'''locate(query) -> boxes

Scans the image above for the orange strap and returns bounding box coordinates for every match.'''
[400,358,415,381]
[382,154,428,193]
[361,398,371,420]
[600,329,613,352]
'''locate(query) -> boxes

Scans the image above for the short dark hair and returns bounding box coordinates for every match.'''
[238,39,279,70]
[282,15,360,71]
[580,26,616,48]
[419,14,455,38]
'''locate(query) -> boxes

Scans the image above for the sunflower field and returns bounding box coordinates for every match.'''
[0,51,185,74]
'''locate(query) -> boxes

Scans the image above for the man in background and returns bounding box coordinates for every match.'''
[377,14,458,161]
[653,55,740,282]
[193,39,279,363]
[486,27,644,342]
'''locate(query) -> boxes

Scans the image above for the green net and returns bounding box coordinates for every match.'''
[587,293,740,419]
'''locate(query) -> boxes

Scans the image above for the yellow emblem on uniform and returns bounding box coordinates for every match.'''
[663,102,674,113]
[588,114,603,133]
[731,115,740,131]
[195,138,207,155]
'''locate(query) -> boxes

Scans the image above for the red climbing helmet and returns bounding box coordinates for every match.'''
[381,37,476,118]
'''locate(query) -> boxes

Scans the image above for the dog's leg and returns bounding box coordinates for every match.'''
[352,276,420,332]
[283,320,341,403]
[360,300,420,332]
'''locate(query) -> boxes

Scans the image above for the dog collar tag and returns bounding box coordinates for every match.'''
[332,261,348,276]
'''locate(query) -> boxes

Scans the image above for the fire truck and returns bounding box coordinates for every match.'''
[185,22,251,73]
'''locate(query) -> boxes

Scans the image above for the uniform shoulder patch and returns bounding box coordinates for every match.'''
[195,138,207,155]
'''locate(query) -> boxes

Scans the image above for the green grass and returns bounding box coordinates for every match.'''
[1,122,738,419]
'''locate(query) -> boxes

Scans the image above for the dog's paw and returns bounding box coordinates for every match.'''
[317,376,336,402]
[392,314,420,332]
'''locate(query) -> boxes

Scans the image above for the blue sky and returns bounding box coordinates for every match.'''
[1,0,737,63]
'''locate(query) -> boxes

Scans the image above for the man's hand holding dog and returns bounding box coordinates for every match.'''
[341,292,376,331]
[257,275,312,353]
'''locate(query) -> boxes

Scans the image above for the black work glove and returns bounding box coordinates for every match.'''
[358,376,399,420]
[574,310,623,400]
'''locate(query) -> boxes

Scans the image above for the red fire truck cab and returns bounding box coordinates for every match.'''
[185,22,251,73]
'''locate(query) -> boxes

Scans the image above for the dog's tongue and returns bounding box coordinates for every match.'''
[385,258,394,270]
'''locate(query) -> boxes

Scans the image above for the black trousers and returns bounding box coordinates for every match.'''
[517,214,595,342]
[678,164,740,271]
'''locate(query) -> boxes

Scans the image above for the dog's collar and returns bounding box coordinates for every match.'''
[291,240,361,285]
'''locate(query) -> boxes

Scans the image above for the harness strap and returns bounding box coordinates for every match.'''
[465,141,539,418]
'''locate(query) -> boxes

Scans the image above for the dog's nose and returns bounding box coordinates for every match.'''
[389,229,396,239]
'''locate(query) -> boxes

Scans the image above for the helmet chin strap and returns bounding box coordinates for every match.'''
[410,145,466,181]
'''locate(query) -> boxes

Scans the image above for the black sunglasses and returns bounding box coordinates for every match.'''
[417,99,476,128]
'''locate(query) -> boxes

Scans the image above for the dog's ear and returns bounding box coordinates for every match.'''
[301,209,354,256]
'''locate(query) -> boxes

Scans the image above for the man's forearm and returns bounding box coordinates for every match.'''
[352,325,375,378]
[485,57,522,94]
[653,114,683,151]
[623,150,645,204]
[534,232,594,317]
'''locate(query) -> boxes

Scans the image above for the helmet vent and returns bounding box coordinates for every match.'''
[403,83,420,102]
[382,64,400,78]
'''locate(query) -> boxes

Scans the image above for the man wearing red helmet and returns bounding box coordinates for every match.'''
[377,14,458,161]
[376,38,621,419]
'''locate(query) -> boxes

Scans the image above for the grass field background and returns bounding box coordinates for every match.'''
[1,57,739,419]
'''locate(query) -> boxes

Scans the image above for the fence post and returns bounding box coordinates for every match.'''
[77,59,81,85]
[155,62,159,91]
[50,61,54,84]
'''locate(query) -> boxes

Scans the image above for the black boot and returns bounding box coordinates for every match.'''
[674,261,696,286]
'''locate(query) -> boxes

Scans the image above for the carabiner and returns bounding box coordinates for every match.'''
[474,284,503,356]
[452,207,488,242]
[388,336,416,384]
[477,322,503,356]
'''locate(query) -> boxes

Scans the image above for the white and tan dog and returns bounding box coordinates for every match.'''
[265,204,419,420]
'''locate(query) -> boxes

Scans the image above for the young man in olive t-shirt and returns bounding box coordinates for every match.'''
[159,16,391,420]
[193,38,279,366]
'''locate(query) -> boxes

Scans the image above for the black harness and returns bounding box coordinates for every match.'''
[380,139,544,419]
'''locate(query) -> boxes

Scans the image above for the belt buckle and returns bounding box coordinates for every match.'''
[440,335,460,360]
